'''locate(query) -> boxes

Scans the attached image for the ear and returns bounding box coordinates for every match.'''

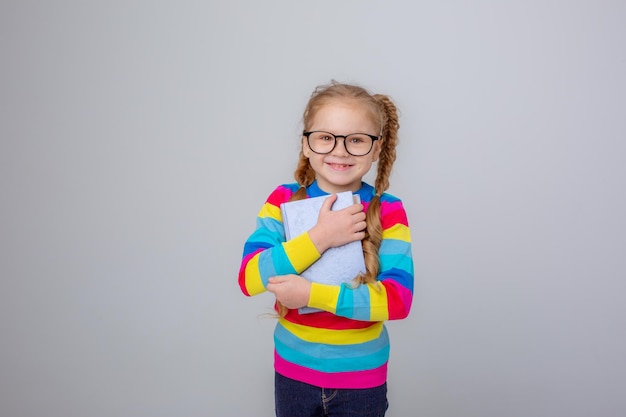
[371,140,382,162]
[302,136,311,158]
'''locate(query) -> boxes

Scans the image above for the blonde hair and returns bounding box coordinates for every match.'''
[277,81,400,317]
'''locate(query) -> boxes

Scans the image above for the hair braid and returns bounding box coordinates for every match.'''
[373,94,399,196]
[358,94,400,285]
[288,150,315,202]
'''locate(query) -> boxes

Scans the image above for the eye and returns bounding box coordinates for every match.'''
[318,134,333,141]
[348,135,366,144]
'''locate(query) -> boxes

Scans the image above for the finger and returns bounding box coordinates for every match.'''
[343,203,364,215]
[320,194,338,212]
[268,276,286,284]
[355,220,367,232]
[354,211,366,221]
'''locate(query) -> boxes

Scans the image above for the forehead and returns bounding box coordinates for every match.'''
[308,100,379,133]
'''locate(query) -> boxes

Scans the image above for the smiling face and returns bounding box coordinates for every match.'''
[302,99,381,193]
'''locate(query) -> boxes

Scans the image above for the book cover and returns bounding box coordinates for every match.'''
[280,191,366,314]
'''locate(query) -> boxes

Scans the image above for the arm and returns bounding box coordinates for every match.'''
[307,197,414,321]
[239,187,369,298]
[238,186,321,296]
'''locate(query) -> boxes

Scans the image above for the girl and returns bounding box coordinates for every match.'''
[238,81,414,417]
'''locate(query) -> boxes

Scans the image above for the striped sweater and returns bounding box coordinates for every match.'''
[238,181,414,389]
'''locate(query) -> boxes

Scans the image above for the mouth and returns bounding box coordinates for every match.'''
[326,162,353,171]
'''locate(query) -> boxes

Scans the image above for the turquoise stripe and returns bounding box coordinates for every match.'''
[379,238,411,254]
[271,244,297,275]
[274,325,389,373]
[256,216,284,235]
[335,284,354,317]
[379,253,413,275]
[257,251,277,285]
[247,221,283,248]
[256,244,297,285]
[342,284,372,321]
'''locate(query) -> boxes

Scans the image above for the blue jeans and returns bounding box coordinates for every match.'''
[275,372,388,417]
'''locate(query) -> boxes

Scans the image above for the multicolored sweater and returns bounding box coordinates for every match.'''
[238,181,414,389]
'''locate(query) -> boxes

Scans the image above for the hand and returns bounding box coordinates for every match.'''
[266,275,312,309]
[308,194,366,253]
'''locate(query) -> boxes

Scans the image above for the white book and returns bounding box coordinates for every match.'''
[280,191,366,314]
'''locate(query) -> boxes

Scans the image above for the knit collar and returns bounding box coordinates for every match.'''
[306,180,375,201]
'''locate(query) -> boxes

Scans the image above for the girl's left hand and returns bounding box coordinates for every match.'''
[266,275,312,309]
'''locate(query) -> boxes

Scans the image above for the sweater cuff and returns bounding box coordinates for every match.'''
[283,231,321,273]
[307,282,340,314]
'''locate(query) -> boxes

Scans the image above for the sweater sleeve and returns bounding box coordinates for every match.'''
[307,197,414,321]
[238,186,322,296]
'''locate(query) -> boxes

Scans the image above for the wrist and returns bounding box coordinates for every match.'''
[308,282,341,313]
[307,227,329,254]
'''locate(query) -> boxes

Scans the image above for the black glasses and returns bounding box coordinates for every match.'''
[303,131,380,156]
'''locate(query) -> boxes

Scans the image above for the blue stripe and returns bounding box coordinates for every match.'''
[244,224,283,255]
[379,192,400,204]
[242,240,271,257]
[379,268,414,292]
[280,183,301,194]
[274,324,390,372]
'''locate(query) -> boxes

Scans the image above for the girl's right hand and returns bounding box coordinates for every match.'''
[307,194,366,254]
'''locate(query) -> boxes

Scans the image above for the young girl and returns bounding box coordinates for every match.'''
[238,81,414,417]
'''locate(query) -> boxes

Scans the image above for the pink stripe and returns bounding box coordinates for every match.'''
[383,281,413,319]
[382,200,404,211]
[381,202,409,228]
[274,351,387,389]
[267,185,294,206]
[238,249,263,296]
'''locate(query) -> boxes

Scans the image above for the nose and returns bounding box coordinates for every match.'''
[330,136,350,156]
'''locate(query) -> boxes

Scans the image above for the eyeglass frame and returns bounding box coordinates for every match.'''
[302,130,380,156]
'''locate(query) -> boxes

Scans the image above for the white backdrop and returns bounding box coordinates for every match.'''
[1,1,625,416]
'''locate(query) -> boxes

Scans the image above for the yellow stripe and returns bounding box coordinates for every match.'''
[259,203,281,220]
[279,318,384,345]
[367,284,390,322]
[244,255,265,295]
[283,232,320,273]
[307,282,341,314]
[383,223,411,242]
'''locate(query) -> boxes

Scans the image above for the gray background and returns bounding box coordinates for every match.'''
[1,1,625,416]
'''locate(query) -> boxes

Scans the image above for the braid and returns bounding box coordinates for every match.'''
[357,94,400,285]
[358,196,382,285]
[373,94,399,195]
[293,151,316,190]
